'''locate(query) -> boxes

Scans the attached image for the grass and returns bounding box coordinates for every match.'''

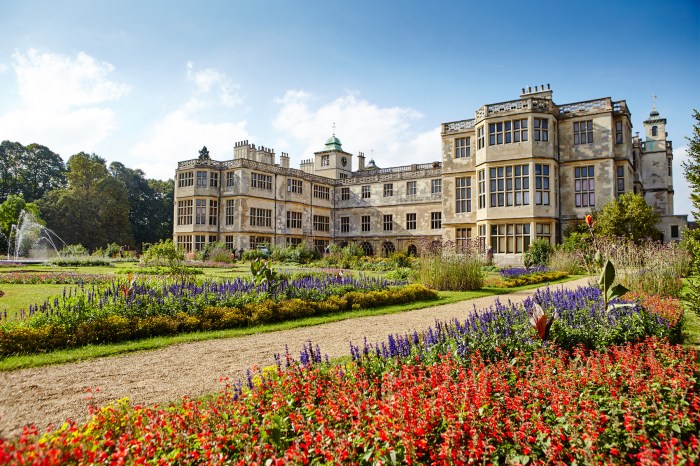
[0,274,585,371]
[0,284,68,315]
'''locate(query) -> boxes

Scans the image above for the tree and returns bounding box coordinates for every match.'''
[38,152,133,251]
[198,146,210,160]
[0,141,25,203]
[593,193,661,243]
[0,195,42,254]
[682,110,700,218]
[19,144,66,202]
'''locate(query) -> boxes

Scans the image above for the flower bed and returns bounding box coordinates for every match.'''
[486,270,569,288]
[499,266,548,279]
[1,338,697,464]
[0,276,436,355]
[0,272,113,285]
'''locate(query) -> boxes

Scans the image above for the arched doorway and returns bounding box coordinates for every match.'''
[407,244,417,256]
[382,241,395,257]
[360,241,374,256]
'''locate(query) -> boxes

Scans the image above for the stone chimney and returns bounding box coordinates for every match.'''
[357,151,366,170]
[279,152,289,168]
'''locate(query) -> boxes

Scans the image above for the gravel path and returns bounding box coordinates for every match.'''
[0,277,591,438]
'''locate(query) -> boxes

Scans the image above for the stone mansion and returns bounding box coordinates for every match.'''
[173,85,687,265]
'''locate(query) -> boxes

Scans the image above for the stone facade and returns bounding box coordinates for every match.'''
[173,85,687,265]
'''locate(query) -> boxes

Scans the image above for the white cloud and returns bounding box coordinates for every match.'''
[272,90,441,168]
[0,63,7,73]
[673,145,695,220]
[0,49,129,155]
[130,63,249,180]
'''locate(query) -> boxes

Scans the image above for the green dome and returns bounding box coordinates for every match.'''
[324,135,343,151]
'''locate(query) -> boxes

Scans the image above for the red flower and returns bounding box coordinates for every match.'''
[585,214,594,227]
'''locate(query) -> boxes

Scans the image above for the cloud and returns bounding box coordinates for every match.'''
[0,63,7,73]
[272,90,441,168]
[130,63,249,180]
[0,49,129,156]
[672,145,695,219]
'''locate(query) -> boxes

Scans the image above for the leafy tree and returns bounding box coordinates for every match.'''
[0,141,25,202]
[682,109,700,220]
[19,144,66,201]
[38,152,133,251]
[592,193,661,243]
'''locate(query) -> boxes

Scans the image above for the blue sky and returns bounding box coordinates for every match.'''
[1,0,698,216]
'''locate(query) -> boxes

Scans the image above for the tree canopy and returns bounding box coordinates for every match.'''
[593,193,661,243]
[0,140,66,203]
[682,109,700,218]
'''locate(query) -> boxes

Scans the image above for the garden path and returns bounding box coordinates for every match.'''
[0,276,592,438]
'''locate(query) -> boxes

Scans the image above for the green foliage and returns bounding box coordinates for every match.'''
[681,109,700,219]
[522,239,553,267]
[59,244,89,257]
[141,239,185,271]
[416,253,484,291]
[680,227,700,270]
[489,271,569,288]
[270,244,318,264]
[593,193,661,243]
[250,258,279,288]
[49,257,113,267]
[598,260,629,310]
[0,195,42,245]
[0,140,66,203]
[548,249,583,274]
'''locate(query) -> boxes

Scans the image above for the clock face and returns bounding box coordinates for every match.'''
[341,156,347,167]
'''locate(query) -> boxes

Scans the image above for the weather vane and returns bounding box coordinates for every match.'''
[652,93,657,111]
[332,122,336,137]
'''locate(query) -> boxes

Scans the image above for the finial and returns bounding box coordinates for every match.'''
[332,122,336,137]
[652,92,657,112]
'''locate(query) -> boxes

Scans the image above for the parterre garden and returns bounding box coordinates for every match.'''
[0,236,699,464]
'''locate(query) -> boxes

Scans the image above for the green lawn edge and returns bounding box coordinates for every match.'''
[0,274,585,371]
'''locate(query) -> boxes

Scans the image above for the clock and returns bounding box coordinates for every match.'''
[341,156,347,167]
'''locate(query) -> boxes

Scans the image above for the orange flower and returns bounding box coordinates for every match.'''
[585,215,593,227]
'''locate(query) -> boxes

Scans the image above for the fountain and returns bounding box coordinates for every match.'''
[2,210,67,263]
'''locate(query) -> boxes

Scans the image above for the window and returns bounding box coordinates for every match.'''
[209,235,217,244]
[652,126,658,137]
[534,118,548,142]
[226,172,235,188]
[456,177,471,213]
[313,185,330,200]
[406,213,416,230]
[195,235,206,251]
[250,236,271,248]
[406,181,417,196]
[195,199,206,224]
[490,224,531,254]
[431,212,442,229]
[177,235,192,252]
[321,155,330,167]
[250,208,272,227]
[313,215,330,232]
[575,166,595,207]
[668,158,672,177]
[616,166,625,196]
[361,185,371,199]
[286,237,302,247]
[536,223,551,242]
[535,164,550,205]
[209,200,218,225]
[251,172,272,190]
[196,171,207,187]
[225,235,235,251]
[489,119,528,145]
[573,120,593,145]
[615,121,623,144]
[313,239,329,255]
[225,200,235,225]
[478,170,486,209]
[383,183,394,197]
[671,225,679,239]
[340,216,350,233]
[431,179,442,194]
[455,137,471,158]
[341,187,350,200]
[490,165,529,207]
[361,215,371,232]
[456,228,471,253]
[287,178,303,194]
[177,200,193,225]
[286,211,302,229]
[339,173,348,179]
[210,172,219,187]
[383,214,393,231]
[478,224,486,240]
[477,126,485,150]
[178,171,193,187]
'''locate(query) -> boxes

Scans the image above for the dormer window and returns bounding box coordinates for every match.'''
[652,126,658,137]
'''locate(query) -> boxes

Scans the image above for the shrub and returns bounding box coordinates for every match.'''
[271,244,318,264]
[59,244,89,257]
[416,253,483,290]
[141,239,184,268]
[49,257,113,267]
[548,248,583,274]
[522,239,553,267]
